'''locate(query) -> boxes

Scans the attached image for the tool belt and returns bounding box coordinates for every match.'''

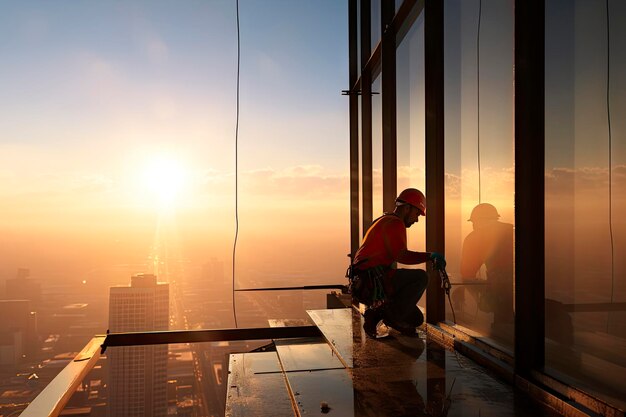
[346,264,388,307]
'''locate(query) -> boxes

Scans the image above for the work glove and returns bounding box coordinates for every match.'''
[430,252,446,270]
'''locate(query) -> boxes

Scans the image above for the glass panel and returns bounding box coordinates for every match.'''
[396,13,427,312]
[545,0,626,408]
[371,0,381,51]
[372,76,383,219]
[444,0,515,348]
[358,96,363,238]
[232,289,330,328]
[357,0,361,79]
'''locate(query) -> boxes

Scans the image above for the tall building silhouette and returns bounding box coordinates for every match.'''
[6,268,41,303]
[108,274,169,417]
[0,300,37,366]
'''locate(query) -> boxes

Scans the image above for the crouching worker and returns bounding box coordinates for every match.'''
[351,188,445,337]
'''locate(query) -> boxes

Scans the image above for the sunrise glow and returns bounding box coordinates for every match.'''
[139,154,189,210]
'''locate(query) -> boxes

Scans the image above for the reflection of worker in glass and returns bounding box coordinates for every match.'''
[460,203,514,331]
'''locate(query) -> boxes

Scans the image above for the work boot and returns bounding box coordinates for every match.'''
[407,306,424,328]
[363,308,384,338]
[383,314,417,337]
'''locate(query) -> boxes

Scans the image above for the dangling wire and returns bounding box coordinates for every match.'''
[477,0,482,204]
[232,0,241,328]
[606,0,615,333]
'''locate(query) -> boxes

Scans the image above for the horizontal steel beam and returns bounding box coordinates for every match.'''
[235,284,347,292]
[530,370,624,417]
[101,326,322,352]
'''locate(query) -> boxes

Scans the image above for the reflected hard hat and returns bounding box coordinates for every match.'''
[396,188,426,216]
[468,203,500,221]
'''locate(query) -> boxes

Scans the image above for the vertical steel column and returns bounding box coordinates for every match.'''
[514,0,545,375]
[425,0,445,324]
[381,0,397,212]
[361,0,373,233]
[349,0,360,255]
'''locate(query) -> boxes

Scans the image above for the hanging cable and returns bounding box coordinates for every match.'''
[438,267,456,324]
[606,0,615,333]
[232,0,241,328]
[477,0,482,204]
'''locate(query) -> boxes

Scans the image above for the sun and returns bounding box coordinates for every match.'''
[140,154,189,209]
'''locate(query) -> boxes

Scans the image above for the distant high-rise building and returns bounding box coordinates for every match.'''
[0,300,37,365]
[5,269,41,303]
[108,274,169,417]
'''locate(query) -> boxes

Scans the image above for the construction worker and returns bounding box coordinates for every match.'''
[459,203,514,335]
[352,188,445,337]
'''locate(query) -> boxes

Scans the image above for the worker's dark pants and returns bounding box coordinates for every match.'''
[385,269,429,327]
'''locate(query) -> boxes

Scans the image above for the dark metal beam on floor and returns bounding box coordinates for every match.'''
[101,326,322,352]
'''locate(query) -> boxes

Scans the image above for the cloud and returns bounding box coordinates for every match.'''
[445,172,462,198]
[397,165,425,183]
[197,165,347,200]
[546,165,626,196]
[442,167,515,201]
[243,166,346,199]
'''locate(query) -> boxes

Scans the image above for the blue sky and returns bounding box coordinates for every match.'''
[0,0,348,173]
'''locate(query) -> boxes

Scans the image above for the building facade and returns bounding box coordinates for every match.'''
[108,274,169,417]
[348,0,625,413]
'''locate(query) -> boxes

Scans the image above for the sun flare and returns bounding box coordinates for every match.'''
[140,155,189,209]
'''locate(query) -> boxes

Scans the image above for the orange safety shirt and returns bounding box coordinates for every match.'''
[354,213,430,270]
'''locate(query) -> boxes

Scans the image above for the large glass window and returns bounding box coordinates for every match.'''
[396,13,426,309]
[444,0,514,348]
[371,0,381,51]
[356,0,362,79]
[372,76,383,218]
[545,0,626,407]
[358,96,363,239]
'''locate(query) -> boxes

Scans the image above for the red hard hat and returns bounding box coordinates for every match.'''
[396,188,426,216]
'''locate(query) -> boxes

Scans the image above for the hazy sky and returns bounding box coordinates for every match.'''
[0,1,349,285]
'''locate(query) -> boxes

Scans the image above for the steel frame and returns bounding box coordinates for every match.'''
[349,0,360,254]
[514,0,546,375]
[424,0,445,324]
